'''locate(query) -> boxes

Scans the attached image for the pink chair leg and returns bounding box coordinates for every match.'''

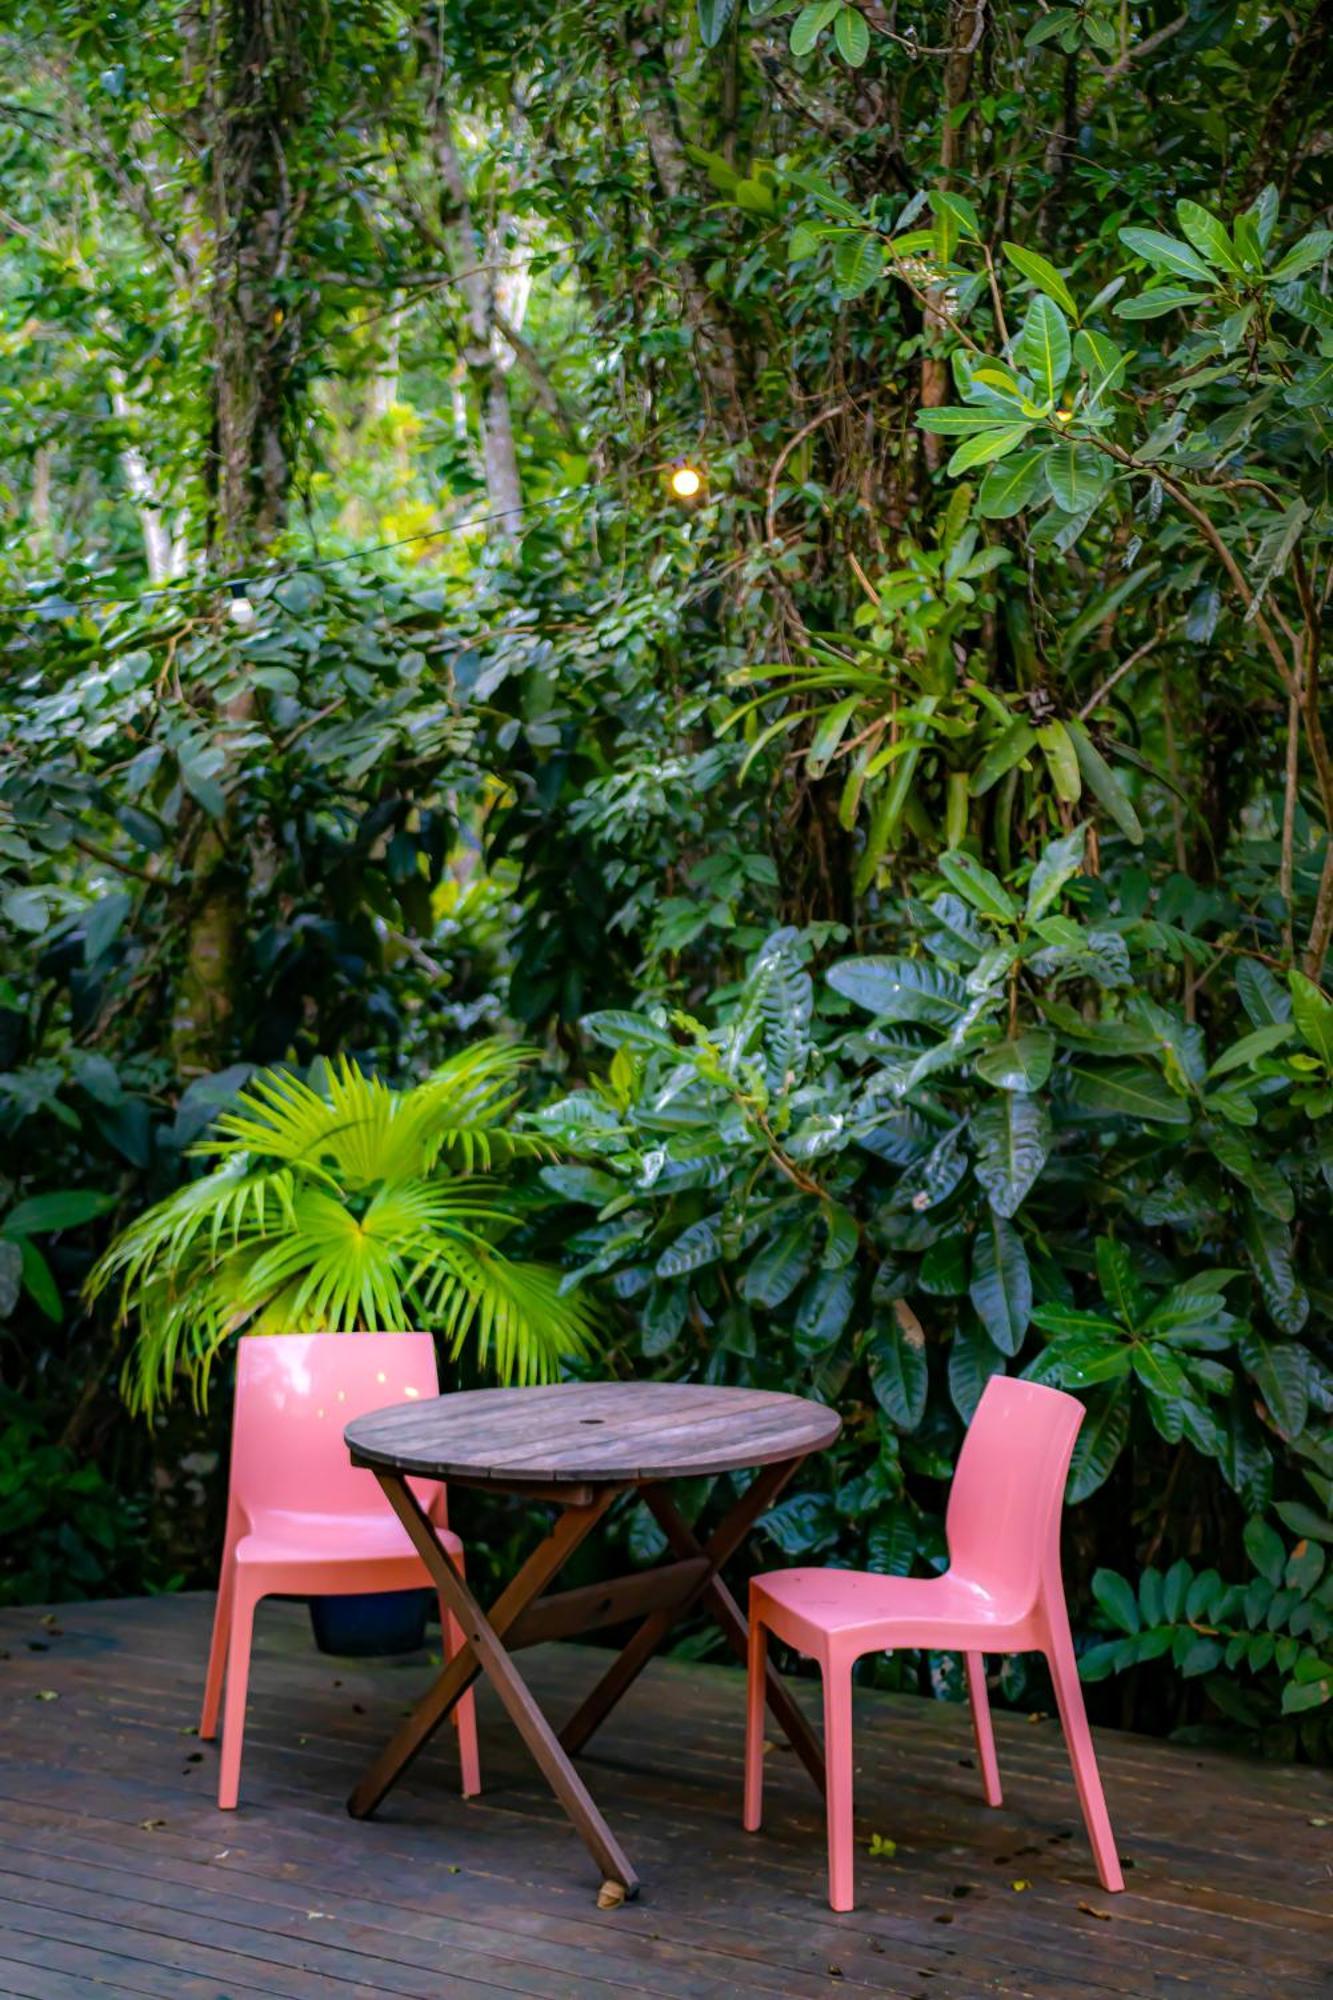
[200,1557,235,1741]
[1045,1633,1124,1892]
[966,1651,1002,1807]
[822,1658,855,1913]
[217,1581,258,1810]
[743,1611,766,1833]
[442,1600,481,1798]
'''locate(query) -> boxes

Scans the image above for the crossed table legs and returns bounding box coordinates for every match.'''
[347,1456,826,1898]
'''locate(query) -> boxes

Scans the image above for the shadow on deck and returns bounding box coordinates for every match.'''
[0,1593,1329,1998]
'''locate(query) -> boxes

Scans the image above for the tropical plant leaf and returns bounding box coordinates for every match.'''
[828,955,972,1026]
[968,1210,1031,1355]
[1065,1062,1191,1125]
[971,1093,1050,1217]
[948,1318,1006,1421]
[870,1306,928,1429]
[1118,226,1216,284]
[1001,241,1077,318]
[1015,294,1071,402]
[1067,1387,1131,1501]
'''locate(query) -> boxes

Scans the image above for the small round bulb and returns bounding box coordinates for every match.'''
[670,464,702,498]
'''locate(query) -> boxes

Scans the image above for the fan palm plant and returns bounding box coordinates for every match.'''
[88,1041,595,1415]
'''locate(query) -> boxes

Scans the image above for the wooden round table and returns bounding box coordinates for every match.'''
[345,1381,841,1900]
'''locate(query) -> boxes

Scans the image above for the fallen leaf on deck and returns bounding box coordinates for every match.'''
[1010,1879,1031,1891]
[139,1819,166,1831]
[867,1832,897,1858]
[35,1690,58,1701]
[1078,1901,1111,1920]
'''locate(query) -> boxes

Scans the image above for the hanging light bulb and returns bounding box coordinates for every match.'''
[669,460,704,500]
[226,581,255,627]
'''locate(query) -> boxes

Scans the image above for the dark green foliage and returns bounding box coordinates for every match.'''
[0,0,1330,1757]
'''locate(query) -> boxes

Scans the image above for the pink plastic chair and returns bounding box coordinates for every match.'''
[200,1332,480,1810]
[745,1375,1123,1911]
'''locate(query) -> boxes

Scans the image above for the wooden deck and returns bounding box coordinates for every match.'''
[0,1594,1328,1999]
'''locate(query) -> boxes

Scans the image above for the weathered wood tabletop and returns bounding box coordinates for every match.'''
[346,1379,842,1490]
[345,1381,841,1900]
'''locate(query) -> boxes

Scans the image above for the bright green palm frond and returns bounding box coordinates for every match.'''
[107,1046,600,1414]
[232,1187,405,1333]
[204,1064,368,1181]
[117,1240,262,1415]
[85,1163,292,1318]
[415,1240,596,1385]
[202,1047,547,1188]
[399,1042,553,1177]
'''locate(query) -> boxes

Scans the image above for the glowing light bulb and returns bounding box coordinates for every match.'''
[670,464,702,498]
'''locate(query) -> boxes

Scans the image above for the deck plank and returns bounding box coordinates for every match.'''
[0,1595,1329,1999]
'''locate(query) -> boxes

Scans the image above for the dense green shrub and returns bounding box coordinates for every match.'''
[1,0,1330,1758]
[535,861,1333,1750]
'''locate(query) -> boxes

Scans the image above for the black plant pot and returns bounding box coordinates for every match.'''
[307,1588,432,1657]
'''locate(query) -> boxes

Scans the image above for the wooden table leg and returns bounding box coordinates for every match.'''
[349,1476,639,1895]
[559,1452,824,1798]
[644,1485,827,1799]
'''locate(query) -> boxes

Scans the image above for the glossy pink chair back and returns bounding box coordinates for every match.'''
[945,1375,1083,1609]
[229,1332,440,1520]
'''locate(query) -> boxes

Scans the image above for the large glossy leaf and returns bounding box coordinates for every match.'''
[976,448,1047,519]
[937,849,1018,922]
[1238,1326,1309,1438]
[946,423,1032,476]
[1015,294,1071,402]
[1241,1202,1309,1337]
[968,1211,1031,1355]
[974,1030,1054,1092]
[948,1318,1006,1421]
[1044,444,1111,514]
[2,1189,116,1236]
[1236,959,1291,1028]
[870,1305,928,1430]
[741,1219,814,1307]
[833,3,869,64]
[656,1216,721,1277]
[1175,199,1244,274]
[1025,826,1086,920]
[1067,723,1143,842]
[828,955,971,1026]
[793,1266,857,1356]
[971,1093,1050,1217]
[696,0,738,43]
[1067,1386,1131,1501]
[1290,972,1333,1065]
[1094,1236,1148,1329]
[1118,226,1216,284]
[1001,241,1077,318]
[1211,1127,1294,1222]
[1065,1062,1191,1125]
[1092,1567,1140,1634]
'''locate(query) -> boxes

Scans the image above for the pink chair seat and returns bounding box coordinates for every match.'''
[199,1332,480,1810]
[744,1375,1123,1912]
[753,1567,1033,1653]
[235,1512,466,1571]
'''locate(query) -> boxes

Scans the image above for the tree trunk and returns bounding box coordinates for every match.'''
[204,0,308,564]
[172,0,308,1075]
[425,29,524,537]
